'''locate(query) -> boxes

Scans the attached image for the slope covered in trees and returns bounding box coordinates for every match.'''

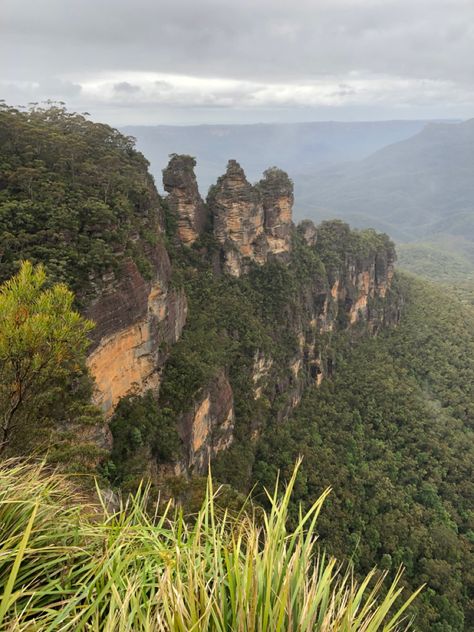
[0,103,162,302]
[296,119,474,240]
[253,276,474,631]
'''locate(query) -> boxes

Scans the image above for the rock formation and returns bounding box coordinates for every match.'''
[84,153,397,476]
[86,242,187,417]
[162,154,208,245]
[209,160,267,275]
[164,156,294,276]
[258,167,293,258]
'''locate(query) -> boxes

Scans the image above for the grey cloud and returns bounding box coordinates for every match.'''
[113,82,141,94]
[39,78,82,97]
[1,0,474,124]
[154,80,172,90]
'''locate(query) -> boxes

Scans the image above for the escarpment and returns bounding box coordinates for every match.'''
[77,152,397,478]
[0,102,398,483]
[3,110,472,630]
[86,245,187,416]
[138,155,398,477]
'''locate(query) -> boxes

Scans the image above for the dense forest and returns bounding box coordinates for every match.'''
[0,102,162,300]
[253,276,474,631]
[0,105,473,631]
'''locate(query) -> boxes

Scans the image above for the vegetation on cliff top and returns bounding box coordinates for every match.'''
[0,104,162,301]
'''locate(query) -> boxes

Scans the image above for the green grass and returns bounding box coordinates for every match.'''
[0,459,421,631]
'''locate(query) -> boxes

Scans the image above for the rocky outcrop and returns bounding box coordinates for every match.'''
[258,167,293,259]
[162,154,208,245]
[86,242,187,416]
[209,160,267,276]
[164,156,295,277]
[86,154,396,481]
[177,371,234,472]
[245,222,397,431]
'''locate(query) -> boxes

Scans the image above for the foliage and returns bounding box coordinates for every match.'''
[253,274,474,631]
[0,103,162,302]
[108,391,180,488]
[0,459,421,631]
[127,231,331,486]
[0,261,102,468]
[316,220,395,274]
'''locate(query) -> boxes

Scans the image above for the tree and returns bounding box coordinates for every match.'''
[0,261,94,455]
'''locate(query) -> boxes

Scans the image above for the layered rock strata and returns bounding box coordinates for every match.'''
[164,156,294,276]
[162,154,208,245]
[85,153,396,477]
[86,241,187,417]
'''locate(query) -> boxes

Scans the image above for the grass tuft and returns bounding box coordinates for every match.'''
[0,459,422,630]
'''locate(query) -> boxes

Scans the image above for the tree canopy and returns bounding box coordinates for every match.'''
[0,261,102,469]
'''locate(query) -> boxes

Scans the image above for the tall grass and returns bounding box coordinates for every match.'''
[0,459,422,631]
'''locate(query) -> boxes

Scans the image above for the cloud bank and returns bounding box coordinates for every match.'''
[2,0,473,124]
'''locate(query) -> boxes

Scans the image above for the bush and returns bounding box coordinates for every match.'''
[0,459,421,631]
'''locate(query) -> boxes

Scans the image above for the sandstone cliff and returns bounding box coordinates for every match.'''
[163,154,208,245]
[78,151,397,479]
[0,108,399,489]
[151,156,397,476]
[177,370,235,473]
[164,156,293,276]
[86,241,187,418]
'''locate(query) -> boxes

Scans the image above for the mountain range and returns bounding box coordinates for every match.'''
[123,120,431,195]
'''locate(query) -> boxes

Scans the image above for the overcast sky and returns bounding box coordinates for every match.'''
[2,0,474,125]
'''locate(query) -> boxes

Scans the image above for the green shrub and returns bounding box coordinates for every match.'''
[0,459,421,631]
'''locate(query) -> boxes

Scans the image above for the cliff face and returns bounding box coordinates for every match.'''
[86,234,187,418]
[163,155,208,245]
[210,160,268,276]
[258,167,293,259]
[245,226,396,434]
[0,109,398,487]
[177,370,235,473]
[165,157,293,276]
[80,151,397,479]
[152,156,397,476]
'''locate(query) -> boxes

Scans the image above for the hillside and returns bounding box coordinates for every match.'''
[397,237,474,304]
[295,119,474,240]
[123,120,430,195]
[253,276,474,630]
[0,106,473,630]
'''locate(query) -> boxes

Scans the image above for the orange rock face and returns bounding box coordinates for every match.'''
[87,280,187,416]
[85,244,187,418]
[177,370,235,473]
[210,160,267,275]
[163,156,295,277]
[208,161,295,276]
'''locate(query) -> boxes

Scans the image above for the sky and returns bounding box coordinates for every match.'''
[2,0,474,126]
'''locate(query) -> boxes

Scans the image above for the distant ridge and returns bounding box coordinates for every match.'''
[296,118,474,240]
[122,120,435,194]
